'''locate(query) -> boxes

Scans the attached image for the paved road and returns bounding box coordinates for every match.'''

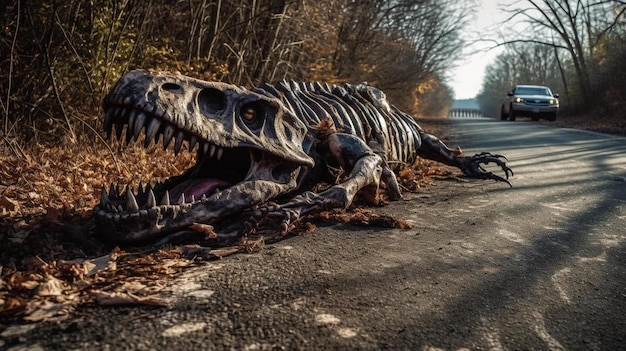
[3,118,626,350]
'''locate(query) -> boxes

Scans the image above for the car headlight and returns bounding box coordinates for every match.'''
[549,99,558,105]
[514,97,524,103]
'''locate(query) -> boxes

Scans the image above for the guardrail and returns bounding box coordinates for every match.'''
[448,109,483,117]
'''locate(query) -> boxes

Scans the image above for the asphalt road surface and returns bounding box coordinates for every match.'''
[3,118,626,350]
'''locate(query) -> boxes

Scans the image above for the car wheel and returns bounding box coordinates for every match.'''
[500,106,508,120]
[509,107,516,121]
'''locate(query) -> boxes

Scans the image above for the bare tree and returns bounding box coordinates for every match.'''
[477,42,564,117]
[500,0,626,104]
[331,0,468,113]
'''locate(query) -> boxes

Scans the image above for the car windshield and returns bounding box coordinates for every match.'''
[515,87,550,96]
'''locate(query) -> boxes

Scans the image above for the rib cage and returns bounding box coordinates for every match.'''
[252,81,424,168]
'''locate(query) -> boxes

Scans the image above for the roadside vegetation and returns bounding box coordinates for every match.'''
[477,0,626,134]
[1,0,625,322]
[1,0,469,218]
[1,0,467,151]
[1,0,466,321]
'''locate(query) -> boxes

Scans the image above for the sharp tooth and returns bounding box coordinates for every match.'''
[163,125,175,149]
[100,186,109,204]
[161,190,171,206]
[146,189,156,208]
[104,110,115,138]
[109,183,116,198]
[188,136,197,152]
[191,195,195,203]
[126,189,139,211]
[203,142,209,155]
[209,144,216,158]
[145,118,161,147]
[154,105,166,118]
[128,110,137,134]
[174,130,185,155]
[178,193,186,205]
[117,205,124,212]
[216,147,223,160]
[201,194,207,200]
[126,110,137,144]
[114,121,124,141]
[134,112,147,141]
[137,182,145,197]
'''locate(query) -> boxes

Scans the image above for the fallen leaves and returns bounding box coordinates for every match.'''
[311,207,414,229]
[0,140,195,219]
[0,241,257,323]
[1,249,177,322]
[0,121,451,324]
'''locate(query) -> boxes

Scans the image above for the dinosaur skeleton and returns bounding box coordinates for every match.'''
[94,70,512,244]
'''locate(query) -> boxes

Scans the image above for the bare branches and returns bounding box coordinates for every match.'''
[1,0,468,148]
[489,39,569,50]
[3,0,19,143]
[496,0,626,103]
[330,0,467,113]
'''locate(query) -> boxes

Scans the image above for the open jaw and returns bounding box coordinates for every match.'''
[93,102,273,244]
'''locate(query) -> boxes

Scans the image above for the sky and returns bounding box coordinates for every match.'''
[449,0,508,100]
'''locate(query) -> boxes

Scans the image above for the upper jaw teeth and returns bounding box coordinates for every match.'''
[104,103,225,160]
[203,143,224,161]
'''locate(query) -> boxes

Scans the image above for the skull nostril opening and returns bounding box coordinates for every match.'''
[198,88,226,113]
[162,83,182,92]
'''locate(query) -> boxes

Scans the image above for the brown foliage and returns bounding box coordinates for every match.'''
[0,120,456,323]
[1,0,465,150]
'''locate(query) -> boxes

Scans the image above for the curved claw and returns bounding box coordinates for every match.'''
[461,152,513,187]
[247,205,301,237]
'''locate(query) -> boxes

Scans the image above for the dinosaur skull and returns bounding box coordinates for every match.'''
[94,70,313,244]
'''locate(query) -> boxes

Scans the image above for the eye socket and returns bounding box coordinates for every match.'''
[240,101,272,130]
[242,108,256,121]
[162,83,182,92]
[198,87,226,114]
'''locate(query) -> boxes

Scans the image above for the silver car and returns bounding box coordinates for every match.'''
[501,85,559,121]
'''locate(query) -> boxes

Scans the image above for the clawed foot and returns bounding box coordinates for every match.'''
[461,152,514,186]
[246,204,302,237]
